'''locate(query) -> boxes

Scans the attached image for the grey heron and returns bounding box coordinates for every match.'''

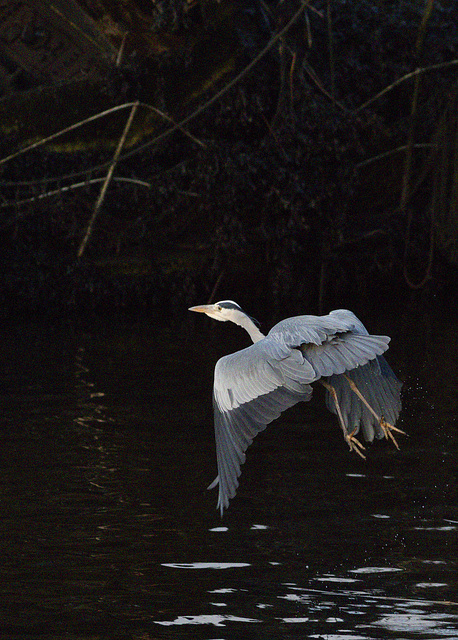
[189,300,404,515]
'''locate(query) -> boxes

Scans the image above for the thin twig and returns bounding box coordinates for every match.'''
[326,0,335,100]
[208,271,226,304]
[116,32,128,67]
[0,1,312,185]
[401,70,435,289]
[354,59,458,113]
[0,101,205,168]
[0,176,151,209]
[416,0,435,54]
[77,102,139,258]
[0,103,136,167]
[289,50,297,104]
[302,59,346,109]
[355,143,435,169]
[180,0,313,118]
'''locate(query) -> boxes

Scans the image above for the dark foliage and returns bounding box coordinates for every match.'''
[0,0,457,319]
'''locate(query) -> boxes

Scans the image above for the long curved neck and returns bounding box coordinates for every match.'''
[232,311,265,343]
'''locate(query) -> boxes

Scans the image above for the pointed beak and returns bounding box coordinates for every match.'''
[188,304,214,314]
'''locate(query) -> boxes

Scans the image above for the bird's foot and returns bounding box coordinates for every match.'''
[345,428,366,459]
[380,417,406,450]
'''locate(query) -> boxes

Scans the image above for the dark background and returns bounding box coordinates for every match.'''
[0,0,456,323]
[0,5,457,636]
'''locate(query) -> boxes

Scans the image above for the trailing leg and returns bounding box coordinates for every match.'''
[321,380,366,458]
[342,374,406,449]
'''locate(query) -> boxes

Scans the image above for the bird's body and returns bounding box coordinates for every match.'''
[189,301,403,514]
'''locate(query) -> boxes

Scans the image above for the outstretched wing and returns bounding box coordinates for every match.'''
[269,310,391,378]
[211,340,314,515]
[267,310,399,440]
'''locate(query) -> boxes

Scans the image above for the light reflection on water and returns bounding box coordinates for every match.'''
[155,614,261,627]
[154,561,457,637]
[162,562,251,569]
[0,317,456,639]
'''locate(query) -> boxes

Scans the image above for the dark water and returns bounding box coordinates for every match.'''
[0,311,456,639]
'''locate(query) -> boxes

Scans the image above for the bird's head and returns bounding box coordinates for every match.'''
[189,300,264,342]
[188,300,245,322]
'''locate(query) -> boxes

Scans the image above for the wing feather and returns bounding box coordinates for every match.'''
[268,311,390,379]
[300,334,389,378]
[211,341,314,514]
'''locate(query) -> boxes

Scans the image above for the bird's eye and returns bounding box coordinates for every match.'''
[217,305,222,311]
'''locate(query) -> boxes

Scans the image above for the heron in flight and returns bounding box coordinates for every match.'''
[189,300,404,515]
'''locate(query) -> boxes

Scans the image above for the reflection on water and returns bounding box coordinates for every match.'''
[154,561,457,636]
[162,563,251,569]
[0,315,456,639]
[155,614,260,627]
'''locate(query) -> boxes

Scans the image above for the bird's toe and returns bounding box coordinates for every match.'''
[380,417,406,450]
[345,428,366,459]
